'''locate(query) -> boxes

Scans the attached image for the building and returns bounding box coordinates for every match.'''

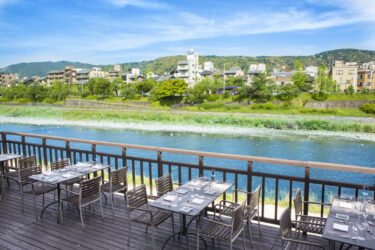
[75,69,91,84]
[108,70,120,81]
[147,72,158,79]
[177,49,200,87]
[114,64,122,72]
[89,67,106,78]
[64,66,76,85]
[270,72,296,85]
[0,73,19,88]
[47,70,64,85]
[247,64,266,84]
[305,66,318,78]
[204,62,214,72]
[358,69,375,91]
[331,60,358,92]
[224,67,244,79]
[361,61,375,70]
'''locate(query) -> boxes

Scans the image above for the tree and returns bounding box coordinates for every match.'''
[25,82,47,102]
[88,78,112,97]
[120,83,136,100]
[313,64,336,92]
[278,83,299,101]
[111,77,124,97]
[249,73,275,101]
[134,79,154,97]
[292,72,312,92]
[48,80,69,101]
[154,79,188,99]
[347,85,354,95]
[294,60,304,71]
[226,76,246,87]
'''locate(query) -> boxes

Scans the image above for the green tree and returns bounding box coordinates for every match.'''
[134,79,154,97]
[226,76,246,87]
[292,72,312,92]
[249,73,275,101]
[88,78,112,97]
[111,77,124,97]
[154,79,188,99]
[313,64,336,92]
[25,82,47,102]
[120,83,136,100]
[277,83,299,101]
[347,85,354,95]
[48,80,70,101]
[294,60,304,71]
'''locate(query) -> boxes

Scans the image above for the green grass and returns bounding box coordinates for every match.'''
[1,106,375,133]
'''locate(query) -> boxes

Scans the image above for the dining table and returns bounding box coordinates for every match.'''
[149,176,232,249]
[322,197,375,250]
[0,153,23,198]
[29,161,111,223]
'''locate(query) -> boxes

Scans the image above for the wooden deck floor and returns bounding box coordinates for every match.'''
[0,183,344,250]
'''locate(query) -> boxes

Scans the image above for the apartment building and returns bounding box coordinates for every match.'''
[358,69,374,91]
[177,49,200,87]
[64,66,76,85]
[89,67,106,78]
[270,72,296,85]
[247,64,266,84]
[224,67,244,79]
[113,64,122,72]
[0,73,19,88]
[47,70,64,85]
[305,66,318,78]
[75,69,91,84]
[200,61,214,79]
[332,60,358,92]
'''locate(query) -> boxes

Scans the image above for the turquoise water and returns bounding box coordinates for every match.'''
[1,123,374,200]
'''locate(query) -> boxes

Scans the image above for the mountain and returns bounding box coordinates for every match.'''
[1,49,375,78]
[0,61,94,78]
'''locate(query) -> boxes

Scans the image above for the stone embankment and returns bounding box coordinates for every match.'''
[304,100,375,109]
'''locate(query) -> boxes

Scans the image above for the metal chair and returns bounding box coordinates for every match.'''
[218,186,262,247]
[51,158,82,198]
[59,176,104,229]
[197,200,246,250]
[126,184,174,250]
[155,173,173,197]
[3,155,35,187]
[293,189,327,236]
[101,166,128,216]
[19,165,56,219]
[280,207,325,249]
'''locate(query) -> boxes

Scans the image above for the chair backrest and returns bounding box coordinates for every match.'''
[19,156,36,170]
[19,165,42,183]
[279,207,292,238]
[111,166,128,186]
[249,186,261,211]
[231,200,246,235]
[293,189,303,219]
[51,158,71,171]
[155,173,173,197]
[80,176,101,199]
[126,184,148,211]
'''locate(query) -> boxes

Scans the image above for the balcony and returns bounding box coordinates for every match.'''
[0,131,373,249]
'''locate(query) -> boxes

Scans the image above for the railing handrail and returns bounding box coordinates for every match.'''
[2,131,374,175]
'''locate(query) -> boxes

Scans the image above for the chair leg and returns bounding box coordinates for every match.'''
[152,225,155,250]
[146,225,148,233]
[258,212,262,235]
[42,193,45,205]
[248,220,254,247]
[99,199,104,220]
[127,219,131,246]
[79,206,85,229]
[242,229,246,250]
[171,214,175,240]
[33,193,37,220]
[59,201,63,223]
[196,226,200,250]
[110,192,114,216]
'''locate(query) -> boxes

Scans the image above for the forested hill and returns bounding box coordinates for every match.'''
[2,49,375,78]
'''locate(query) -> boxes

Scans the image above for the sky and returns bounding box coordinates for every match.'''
[0,0,375,67]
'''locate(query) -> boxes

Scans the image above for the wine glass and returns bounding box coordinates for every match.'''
[357,214,367,240]
[211,169,215,180]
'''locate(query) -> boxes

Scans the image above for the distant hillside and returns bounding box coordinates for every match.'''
[0,61,94,78]
[2,49,375,78]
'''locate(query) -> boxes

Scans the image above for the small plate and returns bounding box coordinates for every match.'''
[176,189,188,195]
[335,213,349,221]
[180,207,192,213]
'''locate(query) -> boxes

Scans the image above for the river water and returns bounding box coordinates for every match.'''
[1,122,374,200]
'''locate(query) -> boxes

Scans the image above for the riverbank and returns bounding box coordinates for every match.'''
[1,106,375,140]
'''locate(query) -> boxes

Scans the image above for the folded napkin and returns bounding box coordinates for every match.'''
[333,223,349,232]
[62,173,75,178]
[164,195,178,202]
[189,181,201,187]
[204,190,216,195]
[191,198,204,205]
[176,189,188,195]
[180,207,192,213]
[339,202,352,209]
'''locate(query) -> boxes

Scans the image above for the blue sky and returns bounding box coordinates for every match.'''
[0,0,374,67]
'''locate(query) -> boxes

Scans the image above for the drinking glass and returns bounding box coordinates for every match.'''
[357,213,368,240]
[211,169,215,180]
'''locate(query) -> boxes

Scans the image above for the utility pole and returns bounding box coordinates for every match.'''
[223,63,226,93]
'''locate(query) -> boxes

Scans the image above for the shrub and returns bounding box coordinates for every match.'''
[17,98,30,103]
[85,95,97,100]
[360,103,375,114]
[133,94,142,100]
[197,103,225,110]
[224,105,241,111]
[206,94,220,102]
[250,103,280,110]
[0,97,7,103]
[81,90,91,98]
[312,92,328,101]
[44,98,55,104]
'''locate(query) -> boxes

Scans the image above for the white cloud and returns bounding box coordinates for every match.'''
[103,0,168,9]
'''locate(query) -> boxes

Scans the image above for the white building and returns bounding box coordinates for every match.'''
[305,66,318,78]
[114,64,122,72]
[204,62,214,71]
[247,64,266,84]
[126,68,141,83]
[177,49,200,87]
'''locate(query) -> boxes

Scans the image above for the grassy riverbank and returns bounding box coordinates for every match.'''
[1,106,375,134]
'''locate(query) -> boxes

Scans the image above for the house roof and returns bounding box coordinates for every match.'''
[271,72,295,77]
[156,75,175,82]
[248,69,265,74]
[76,69,91,74]
[48,70,64,74]
[200,70,213,75]
[225,67,242,74]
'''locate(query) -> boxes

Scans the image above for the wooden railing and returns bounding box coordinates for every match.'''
[1,131,374,224]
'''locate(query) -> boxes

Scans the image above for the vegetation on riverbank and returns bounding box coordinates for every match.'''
[1,106,375,133]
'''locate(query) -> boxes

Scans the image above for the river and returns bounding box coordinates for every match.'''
[1,122,374,200]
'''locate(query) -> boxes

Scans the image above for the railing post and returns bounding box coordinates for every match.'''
[92,144,97,177]
[199,156,204,177]
[1,133,7,154]
[42,138,48,169]
[22,136,26,156]
[304,167,310,216]
[157,151,163,177]
[122,147,127,168]
[247,161,253,205]
[65,141,71,161]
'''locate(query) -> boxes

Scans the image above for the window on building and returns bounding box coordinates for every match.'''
[349,70,356,75]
